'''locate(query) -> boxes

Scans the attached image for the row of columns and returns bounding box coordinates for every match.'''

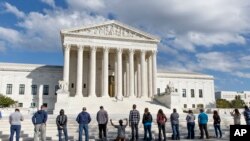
[63,44,157,98]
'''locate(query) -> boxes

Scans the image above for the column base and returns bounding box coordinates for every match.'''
[88,94,96,97]
[75,93,83,97]
[102,94,110,98]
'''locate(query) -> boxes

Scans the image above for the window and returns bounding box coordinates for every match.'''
[71,83,74,88]
[84,84,86,88]
[43,85,49,95]
[184,104,187,108]
[157,88,160,95]
[19,84,25,95]
[191,89,195,98]
[199,89,203,98]
[182,89,186,97]
[31,85,37,95]
[192,104,195,108]
[31,102,36,108]
[43,103,48,108]
[197,104,204,109]
[55,85,59,95]
[6,84,12,94]
[18,103,23,107]
[175,89,178,92]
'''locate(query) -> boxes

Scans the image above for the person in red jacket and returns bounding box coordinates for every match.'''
[157,109,167,141]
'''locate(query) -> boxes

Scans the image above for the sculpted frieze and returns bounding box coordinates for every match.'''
[72,24,150,40]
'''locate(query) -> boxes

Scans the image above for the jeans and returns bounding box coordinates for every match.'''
[187,122,195,139]
[143,124,152,140]
[79,124,89,141]
[214,124,222,138]
[34,123,46,141]
[199,124,209,139]
[10,125,21,141]
[171,123,180,140]
[58,127,68,141]
[158,123,166,141]
[246,120,250,125]
[131,123,139,140]
[98,124,107,139]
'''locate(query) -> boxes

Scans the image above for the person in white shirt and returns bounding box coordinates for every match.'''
[9,108,24,141]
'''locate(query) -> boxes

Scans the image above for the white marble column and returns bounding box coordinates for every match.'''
[140,50,146,98]
[76,45,84,96]
[116,48,123,99]
[129,49,135,97]
[38,85,43,109]
[126,55,130,97]
[102,47,110,97]
[63,44,70,91]
[152,50,157,95]
[89,46,97,97]
[148,54,153,97]
[137,56,141,97]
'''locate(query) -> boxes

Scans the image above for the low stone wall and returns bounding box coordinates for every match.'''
[0,108,37,117]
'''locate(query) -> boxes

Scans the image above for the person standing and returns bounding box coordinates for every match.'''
[186,110,195,139]
[213,110,222,138]
[243,106,250,125]
[142,108,153,141]
[170,108,180,140]
[56,109,68,141]
[96,106,108,139]
[157,109,167,141]
[129,104,140,141]
[9,108,24,141]
[198,109,209,139]
[230,108,241,125]
[110,118,128,141]
[32,105,48,141]
[76,107,91,141]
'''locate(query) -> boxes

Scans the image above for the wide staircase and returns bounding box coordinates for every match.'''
[0,114,233,141]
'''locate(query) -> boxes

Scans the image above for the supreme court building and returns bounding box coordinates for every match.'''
[0,21,216,114]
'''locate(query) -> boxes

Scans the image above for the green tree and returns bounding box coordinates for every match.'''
[216,99,231,108]
[231,95,245,108]
[0,94,16,107]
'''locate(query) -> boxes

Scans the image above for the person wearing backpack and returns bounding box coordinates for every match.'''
[157,109,167,141]
[213,110,222,138]
[186,110,195,139]
[32,105,48,141]
[243,106,250,125]
[56,109,68,141]
[142,108,153,141]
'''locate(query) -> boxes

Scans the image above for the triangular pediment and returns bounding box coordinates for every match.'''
[61,20,160,42]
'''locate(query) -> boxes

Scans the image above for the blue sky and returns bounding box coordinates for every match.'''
[0,0,250,91]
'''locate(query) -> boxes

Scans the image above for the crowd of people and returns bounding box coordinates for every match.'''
[5,104,250,141]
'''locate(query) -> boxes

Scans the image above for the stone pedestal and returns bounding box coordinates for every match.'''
[53,90,69,114]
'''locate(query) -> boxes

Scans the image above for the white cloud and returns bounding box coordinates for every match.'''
[0,27,22,44]
[40,0,56,8]
[4,2,25,18]
[66,0,104,11]
[234,72,250,78]
[0,41,6,52]
[1,3,106,51]
[100,0,250,51]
